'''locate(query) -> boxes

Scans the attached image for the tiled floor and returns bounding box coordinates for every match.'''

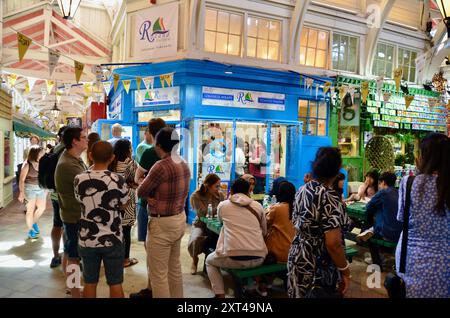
[0,196,388,298]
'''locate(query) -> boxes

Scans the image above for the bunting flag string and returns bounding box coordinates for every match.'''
[122,80,131,94]
[17,32,32,62]
[143,76,154,90]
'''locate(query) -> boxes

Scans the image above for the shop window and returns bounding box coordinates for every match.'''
[204,8,242,56]
[332,33,358,73]
[246,16,281,61]
[137,110,181,123]
[338,126,360,157]
[300,27,329,68]
[372,42,394,78]
[398,48,417,83]
[298,100,328,136]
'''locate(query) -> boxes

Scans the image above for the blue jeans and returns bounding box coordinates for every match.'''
[137,204,148,242]
[78,243,124,285]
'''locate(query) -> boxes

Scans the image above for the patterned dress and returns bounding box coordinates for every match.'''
[287,180,350,298]
[396,175,450,298]
[115,158,137,227]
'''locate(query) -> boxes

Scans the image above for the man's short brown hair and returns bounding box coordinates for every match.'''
[147,118,166,138]
[91,140,113,164]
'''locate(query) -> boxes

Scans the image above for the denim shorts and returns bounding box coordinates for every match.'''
[63,222,80,260]
[24,184,46,201]
[78,244,124,285]
[52,199,63,228]
[137,205,148,242]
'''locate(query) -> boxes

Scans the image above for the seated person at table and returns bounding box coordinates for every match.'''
[188,173,225,275]
[268,177,287,197]
[241,174,256,195]
[332,173,346,202]
[357,172,402,270]
[205,178,267,298]
[346,170,379,203]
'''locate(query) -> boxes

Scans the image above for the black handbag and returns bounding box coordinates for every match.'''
[384,175,415,298]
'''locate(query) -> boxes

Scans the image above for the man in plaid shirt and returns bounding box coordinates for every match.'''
[137,127,190,298]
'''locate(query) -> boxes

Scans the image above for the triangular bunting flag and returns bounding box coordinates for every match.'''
[160,74,166,88]
[394,68,403,92]
[7,74,18,87]
[83,95,89,105]
[405,95,414,109]
[84,83,92,96]
[136,77,142,92]
[64,83,72,95]
[48,49,60,76]
[41,87,47,100]
[28,78,37,92]
[74,60,84,83]
[143,76,154,90]
[166,73,173,87]
[102,81,112,95]
[306,78,314,90]
[113,74,120,92]
[361,81,369,104]
[56,91,63,104]
[92,65,103,82]
[17,33,32,62]
[348,86,356,104]
[323,82,331,95]
[25,82,30,94]
[315,84,319,99]
[339,86,348,101]
[122,80,131,94]
[383,92,391,103]
[45,80,54,94]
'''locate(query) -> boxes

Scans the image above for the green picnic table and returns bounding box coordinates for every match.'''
[200,216,222,234]
[346,201,367,223]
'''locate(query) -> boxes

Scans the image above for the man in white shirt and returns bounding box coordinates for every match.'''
[107,123,123,147]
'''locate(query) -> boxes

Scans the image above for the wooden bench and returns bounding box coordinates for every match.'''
[225,246,359,298]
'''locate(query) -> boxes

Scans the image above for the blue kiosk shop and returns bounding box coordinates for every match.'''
[94,59,333,224]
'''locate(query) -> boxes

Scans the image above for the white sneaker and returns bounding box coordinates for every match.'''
[357,228,374,241]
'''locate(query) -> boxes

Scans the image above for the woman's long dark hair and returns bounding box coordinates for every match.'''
[417,133,450,215]
[276,181,296,220]
[199,173,221,196]
[332,173,345,198]
[109,139,131,172]
[365,170,379,195]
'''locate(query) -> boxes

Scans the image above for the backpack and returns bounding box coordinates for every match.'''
[38,146,65,190]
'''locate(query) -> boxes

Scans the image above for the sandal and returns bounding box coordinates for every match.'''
[124,258,139,268]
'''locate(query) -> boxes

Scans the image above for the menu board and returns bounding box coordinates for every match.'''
[366,94,447,133]
[0,89,12,120]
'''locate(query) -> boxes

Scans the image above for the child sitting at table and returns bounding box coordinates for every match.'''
[357,172,402,271]
[345,170,379,203]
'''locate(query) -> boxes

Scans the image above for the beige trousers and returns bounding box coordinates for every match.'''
[146,212,186,298]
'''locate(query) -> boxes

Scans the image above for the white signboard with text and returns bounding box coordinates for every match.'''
[135,87,180,107]
[130,2,178,61]
[202,87,285,111]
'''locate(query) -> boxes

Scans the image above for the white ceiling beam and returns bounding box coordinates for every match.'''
[47,38,78,48]
[43,6,52,47]
[51,16,109,57]
[363,0,396,76]
[2,16,44,35]
[288,0,311,65]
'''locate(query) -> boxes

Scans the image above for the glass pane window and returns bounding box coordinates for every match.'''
[204,8,242,56]
[298,99,328,136]
[332,33,358,73]
[247,16,281,61]
[300,27,330,68]
[372,42,395,78]
[398,48,417,83]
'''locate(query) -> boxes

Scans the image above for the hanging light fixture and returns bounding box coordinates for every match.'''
[57,0,82,20]
[436,0,450,37]
[50,82,61,118]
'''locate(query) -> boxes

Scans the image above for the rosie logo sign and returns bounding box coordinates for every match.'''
[131,2,178,60]
[139,17,169,43]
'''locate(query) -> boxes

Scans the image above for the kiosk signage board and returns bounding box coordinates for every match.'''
[130,2,178,60]
[202,87,285,111]
[108,96,122,120]
[135,87,180,107]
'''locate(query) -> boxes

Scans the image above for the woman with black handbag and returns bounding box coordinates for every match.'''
[287,147,351,298]
[391,133,450,298]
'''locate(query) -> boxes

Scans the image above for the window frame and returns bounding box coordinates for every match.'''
[204,7,244,57]
[331,32,359,73]
[245,14,282,62]
[299,26,330,69]
[298,99,328,136]
[372,41,418,83]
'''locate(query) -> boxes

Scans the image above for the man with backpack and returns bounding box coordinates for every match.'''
[39,126,67,268]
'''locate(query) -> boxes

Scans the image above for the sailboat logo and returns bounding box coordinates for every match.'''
[244,92,253,102]
[152,18,169,36]
[237,92,254,104]
[139,17,170,43]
